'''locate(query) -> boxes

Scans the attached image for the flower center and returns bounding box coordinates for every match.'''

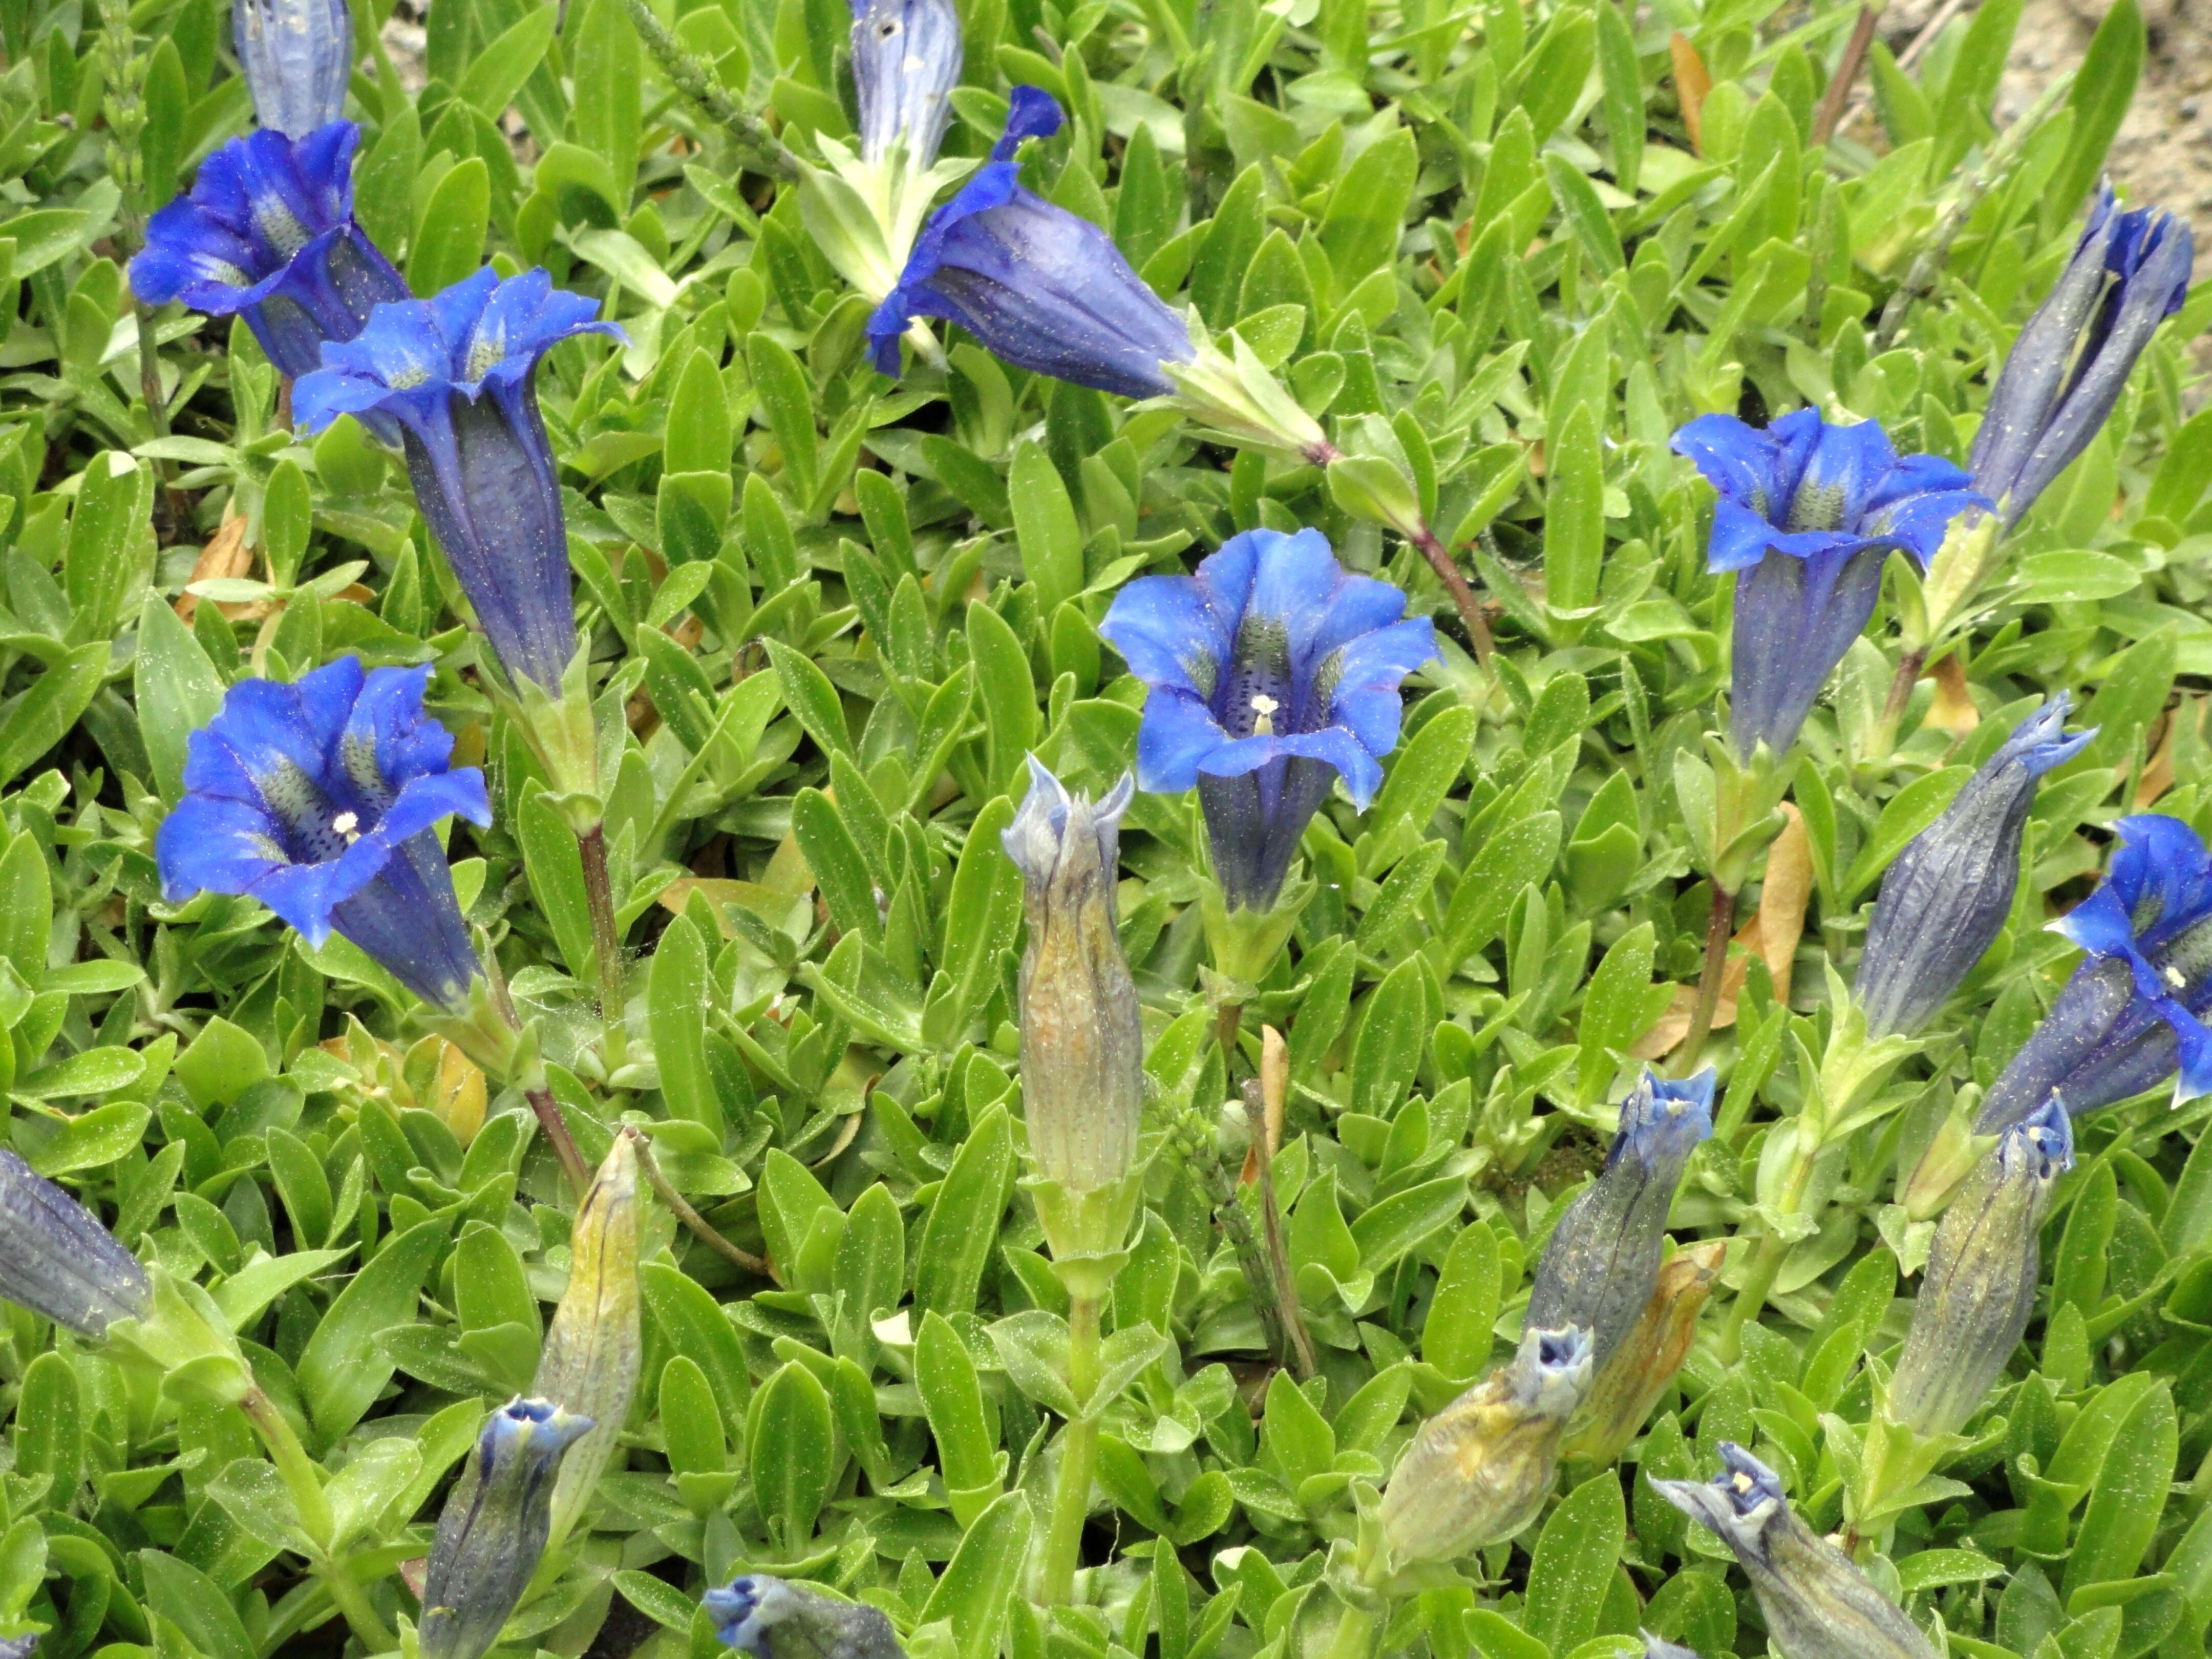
[1250,694,1278,736]
[332,810,360,843]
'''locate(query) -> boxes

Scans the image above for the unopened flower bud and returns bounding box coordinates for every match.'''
[1858,695,2091,1037]
[1897,1098,1988,1222]
[704,1576,907,1659]
[531,1133,642,1547]
[0,1148,151,1338]
[1561,1240,1726,1467]
[1887,1096,2072,1439]
[419,1397,594,1659]
[1527,1070,1714,1371]
[1655,1444,1938,1659]
[1005,760,1143,1221]
[1380,1325,1593,1564]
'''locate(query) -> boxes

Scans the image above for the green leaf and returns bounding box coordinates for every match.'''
[1010,440,1084,616]
[135,593,224,802]
[1525,1471,1628,1654]
[2045,0,2142,228]
[517,790,598,980]
[648,911,722,1125]
[748,1360,837,1552]
[1841,765,1969,901]
[921,1490,1034,1659]
[1320,125,1417,285]
[915,1103,1013,1316]
[408,156,490,297]
[295,1219,450,1443]
[459,2,557,119]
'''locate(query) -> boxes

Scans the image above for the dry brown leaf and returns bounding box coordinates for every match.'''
[1924,654,1980,741]
[1635,807,1811,1058]
[175,515,269,622]
[1670,32,1713,155]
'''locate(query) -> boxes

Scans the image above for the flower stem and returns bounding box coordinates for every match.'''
[1869,646,1927,762]
[239,1387,334,1551]
[1718,1136,1818,1362]
[1674,883,1737,1077]
[526,1086,592,1198]
[1810,2,1880,146]
[1407,522,1496,666]
[618,0,797,179]
[1038,1293,1103,1605]
[316,1562,398,1653]
[1252,1101,1318,1381]
[576,823,630,1071]
[630,1129,773,1278]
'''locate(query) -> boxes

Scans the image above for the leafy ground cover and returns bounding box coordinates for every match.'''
[0,0,2208,1655]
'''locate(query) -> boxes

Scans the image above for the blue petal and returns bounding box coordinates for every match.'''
[156,793,290,901]
[1797,414,1901,519]
[1670,414,1777,514]
[1327,617,1437,758]
[1098,573,1230,698]
[1133,689,1232,793]
[995,86,1066,158]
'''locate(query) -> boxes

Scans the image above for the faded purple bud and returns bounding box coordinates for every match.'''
[1379,1325,1593,1564]
[0,1149,151,1338]
[704,1576,905,1659]
[419,1397,594,1659]
[1859,695,2092,1036]
[1527,1069,1714,1371]
[1654,1445,1938,1659]
[1888,1096,2073,1438]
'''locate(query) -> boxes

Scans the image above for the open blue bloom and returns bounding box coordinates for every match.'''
[1979,813,2212,1130]
[704,1577,905,1659]
[420,1397,594,1659]
[1971,186,2194,526]
[867,88,1196,397]
[1858,695,2094,1036]
[851,0,960,167]
[293,267,623,692]
[1889,1094,2072,1438]
[1526,1068,1714,1370]
[1099,527,1438,911]
[155,657,492,1012]
[1655,1446,1936,1659]
[128,123,405,384]
[1673,410,1989,761]
[233,0,352,136]
[0,1148,151,1338]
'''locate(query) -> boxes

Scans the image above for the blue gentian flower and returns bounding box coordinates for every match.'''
[867,88,1197,397]
[1979,813,2212,1130]
[1857,694,2094,1036]
[155,656,492,1012]
[1526,1068,1715,1370]
[420,1397,595,1659]
[850,0,960,167]
[1888,1094,2072,1439]
[1099,527,1439,911]
[704,1577,906,1659]
[1672,410,1989,761]
[293,267,623,693]
[127,123,406,384]
[1970,186,2194,527]
[0,1148,151,1338]
[233,0,352,137]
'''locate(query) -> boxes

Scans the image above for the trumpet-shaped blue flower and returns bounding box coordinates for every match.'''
[1526,1068,1715,1371]
[1888,1095,2072,1438]
[867,88,1197,397]
[1979,813,2212,1130]
[293,267,622,692]
[155,656,491,1012]
[420,1397,595,1659]
[1673,411,1988,761]
[1858,695,2094,1036]
[128,123,406,384]
[1654,1445,1938,1659]
[1099,527,1438,911]
[233,0,352,137]
[1970,186,2194,526]
[704,1576,906,1659]
[0,1148,151,1338]
[851,0,960,167]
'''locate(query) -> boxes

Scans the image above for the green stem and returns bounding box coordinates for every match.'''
[1674,883,1736,1078]
[316,1561,398,1653]
[238,1387,333,1550]
[576,823,630,1071]
[1326,1605,1378,1659]
[1038,1294,1103,1605]
[1718,1137,1818,1361]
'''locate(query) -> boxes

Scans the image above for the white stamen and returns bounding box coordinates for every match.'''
[2166,963,2187,989]
[1250,693,1279,736]
[331,810,359,841]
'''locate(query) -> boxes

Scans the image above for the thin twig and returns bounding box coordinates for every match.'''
[630,1128,774,1277]
[526,1086,593,1196]
[1254,1031,1317,1379]
[1673,883,1736,1078]
[1811,3,1882,146]
[620,0,798,180]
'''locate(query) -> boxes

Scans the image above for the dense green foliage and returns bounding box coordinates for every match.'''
[0,0,2209,1654]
